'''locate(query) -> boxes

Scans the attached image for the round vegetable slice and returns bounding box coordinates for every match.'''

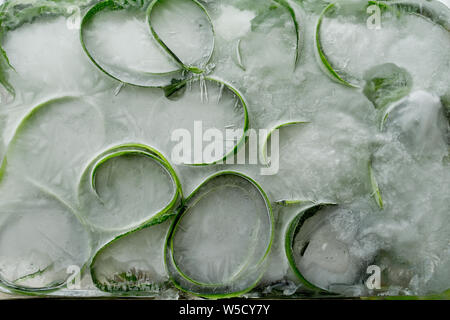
[285,203,362,292]
[0,188,90,293]
[91,217,173,294]
[315,0,450,88]
[165,171,274,298]
[165,76,249,166]
[80,0,184,87]
[78,143,182,232]
[147,0,215,74]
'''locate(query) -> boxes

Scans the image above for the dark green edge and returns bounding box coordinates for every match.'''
[284,203,339,293]
[315,2,359,88]
[78,142,183,233]
[0,96,99,294]
[261,120,309,165]
[0,4,15,95]
[90,210,176,294]
[274,0,300,70]
[368,157,383,209]
[147,0,215,74]
[165,76,250,167]
[80,0,184,88]
[164,171,274,299]
[316,0,450,89]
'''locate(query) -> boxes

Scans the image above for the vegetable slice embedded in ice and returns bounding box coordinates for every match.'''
[91,217,173,293]
[285,204,363,292]
[147,0,215,73]
[78,144,182,232]
[166,171,273,298]
[81,0,183,87]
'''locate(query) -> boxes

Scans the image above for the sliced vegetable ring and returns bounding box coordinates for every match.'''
[80,0,184,87]
[285,203,338,292]
[78,143,182,232]
[90,217,173,293]
[315,0,450,88]
[80,0,215,86]
[165,171,274,298]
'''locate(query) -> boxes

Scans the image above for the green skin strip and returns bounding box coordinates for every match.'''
[284,202,339,293]
[147,0,215,74]
[261,120,309,166]
[315,3,359,88]
[164,171,274,299]
[80,0,184,87]
[90,213,176,293]
[369,159,383,209]
[165,76,250,167]
[78,143,183,232]
[0,96,94,294]
[274,0,300,69]
[316,0,450,88]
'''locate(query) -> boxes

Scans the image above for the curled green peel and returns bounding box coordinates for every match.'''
[78,143,183,232]
[165,171,274,298]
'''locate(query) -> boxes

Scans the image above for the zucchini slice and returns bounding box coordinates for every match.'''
[0,96,103,292]
[78,144,182,232]
[147,0,214,74]
[90,217,173,294]
[165,171,274,298]
[80,0,184,87]
[315,0,450,88]
[285,203,361,292]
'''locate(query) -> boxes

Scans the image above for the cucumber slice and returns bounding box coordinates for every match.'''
[164,76,249,165]
[165,171,273,298]
[147,0,214,73]
[239,1,299,71]
[315,0,450,88]
[91,217,173,293]
[274,0,301,69]
[0,96,103,292]
[81,0,184,87]
[0,187,90,292]
[78,144,182,232]
[285,203,361,292]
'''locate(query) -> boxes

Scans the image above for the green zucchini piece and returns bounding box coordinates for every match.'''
[80,0,184,87]
[239,1,299,71]
[78,143,182,232]
[0,43,14,95]
[165,171,274,298]
[166,76,249,166]
[91,217,173,293]
[274,0,301,69]
[147,0,214,74]
[0,190,90,292]
[0,96,103,292]
[285,203,361,292]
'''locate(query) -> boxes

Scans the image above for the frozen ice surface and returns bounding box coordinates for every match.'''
[0,0,448,297]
